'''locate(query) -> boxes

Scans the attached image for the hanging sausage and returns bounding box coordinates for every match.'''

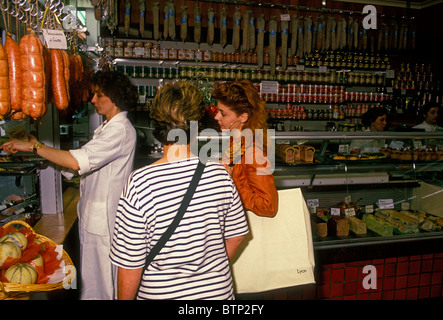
[233,7,241,51]
[290,15,299,57]
[4,35,21,116]
[329,16,337,51]
[304,16,312,56]
[242,10,250,52]
[180,5,187,42]
[19,33,46,120]
[163,2,169,40]
[168,1,175,40]
[316,15,325,51]
[207,8,215,45]
[220,7,227,48]
[138,0,145,37]
[297,16,304,59]
[50,49,69,111]
[194,4,201,44]
[124,0,131,37]
[0,42,10,119]
[281,19,289,70]
[347,17,354,50]
[248,10,255,53]
[152,2,160,41]
[339,17,347,50]
[352,18,359,50]
[257,14,265,68]
[269,16,277,76]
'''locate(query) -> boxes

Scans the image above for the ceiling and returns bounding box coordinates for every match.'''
[332,0,443,9]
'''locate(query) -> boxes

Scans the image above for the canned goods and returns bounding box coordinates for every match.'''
[176,49,185,60]
[186,49,194,60]
[123,46,133,58]
[168,48,177,60]
[195,50,202,61]
[203,50,211,61]
[151,47,159,59]
[143,48,151,59]
[133,45,144,58]
[105,46,114,57]
[160,48,168,59]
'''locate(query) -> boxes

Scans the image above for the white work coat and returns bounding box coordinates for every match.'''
[64,111,136,300]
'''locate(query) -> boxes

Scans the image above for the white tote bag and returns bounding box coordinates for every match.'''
[231,188,316,293]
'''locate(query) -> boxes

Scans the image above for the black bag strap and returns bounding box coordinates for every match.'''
[143,160,206,270]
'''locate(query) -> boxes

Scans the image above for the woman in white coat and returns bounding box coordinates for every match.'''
[2,71,138,300]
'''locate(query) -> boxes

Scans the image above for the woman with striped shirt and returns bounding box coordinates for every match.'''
[110,82,249,300]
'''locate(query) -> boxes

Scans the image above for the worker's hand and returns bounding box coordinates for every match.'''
[1,135,36,154]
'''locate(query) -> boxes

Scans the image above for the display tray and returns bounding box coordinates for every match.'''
[0,156,47,175]
[313,211,443,249]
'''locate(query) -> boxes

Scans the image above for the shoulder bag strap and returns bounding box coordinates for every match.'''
[142,160,206,270]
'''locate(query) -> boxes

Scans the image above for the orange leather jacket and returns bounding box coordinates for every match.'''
[230,146,278,217]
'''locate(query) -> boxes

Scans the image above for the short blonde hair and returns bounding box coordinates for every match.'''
[150,81,205,145]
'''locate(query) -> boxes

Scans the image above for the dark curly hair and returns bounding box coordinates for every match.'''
[150,81,205,145]
[90,71,138,111]
[361,107,388,128]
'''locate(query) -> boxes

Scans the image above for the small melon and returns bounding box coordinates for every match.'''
[0,241,22,266]
[29,253,44,268]
[4,263,38,284]
[0,232,28,250]
[34,238,47,251]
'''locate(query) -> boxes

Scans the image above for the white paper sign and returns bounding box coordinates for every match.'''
[365,205,374,213]
[307,199,319,208]
[331,207,341,216]
[344,208,356,217]
[261,81,278,94]
[378,199,394,209]
[42,29,67,49]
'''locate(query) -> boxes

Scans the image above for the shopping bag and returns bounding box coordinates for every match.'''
[230,188,315,293]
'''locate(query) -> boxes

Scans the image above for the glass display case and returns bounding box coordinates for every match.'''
[271,131,443,251]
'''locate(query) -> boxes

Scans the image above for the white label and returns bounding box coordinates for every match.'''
[307,199,319,208]
[378,199,394,209]
[385,70,395,78]
[345,208,356,217]
[401,202,410,210]
[308,206,316,214]
[389,140,404,149]
[261,81,279,94]
[344,195,352,204]
[365,205,374,213]
[280,14,291,21]
[319,66,328,73]
[331,207,341,216]
[42,29,67,49]
[338,144,349,154]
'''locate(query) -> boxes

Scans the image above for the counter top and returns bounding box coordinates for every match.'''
[33,187,79,244]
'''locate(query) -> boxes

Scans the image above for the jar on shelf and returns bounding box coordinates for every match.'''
[178,48,186,60]
[168,48,177,60]
[114,40,124,58]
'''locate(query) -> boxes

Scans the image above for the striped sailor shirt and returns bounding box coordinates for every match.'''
[110,157,248,300]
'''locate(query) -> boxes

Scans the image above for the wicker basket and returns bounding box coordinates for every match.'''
[0,220,74,300]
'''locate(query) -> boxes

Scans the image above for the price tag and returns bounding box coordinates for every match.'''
[338,144,349,154]
[42,29,67,49]
[280,14,291,21]
[261,81,278,94]
[307,199,319,208]
[378,199,394,209]
[277,140,290,145]
[386,69,395,79]
[365,205,374,213]
[389,140,404,149]
[319,66,328,73]
[344,195,352,204]
[413,141,422,149]
[296,64,305,71]
[331,208,341,216]
[401,202,410,210]
[345,207,356,217]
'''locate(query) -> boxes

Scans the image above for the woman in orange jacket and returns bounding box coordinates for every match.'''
[213,80,278,217]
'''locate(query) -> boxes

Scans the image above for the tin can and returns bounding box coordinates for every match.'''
[168,48,177,60]
[123,46,133,58]
[151,47,159,59]
[178,49,186,60]
[186,49,194,60]
[105,46,114,57]
[160,48,168,59]
[203,50,212,61]
[143,48,151,59]
[195,50,203,61]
